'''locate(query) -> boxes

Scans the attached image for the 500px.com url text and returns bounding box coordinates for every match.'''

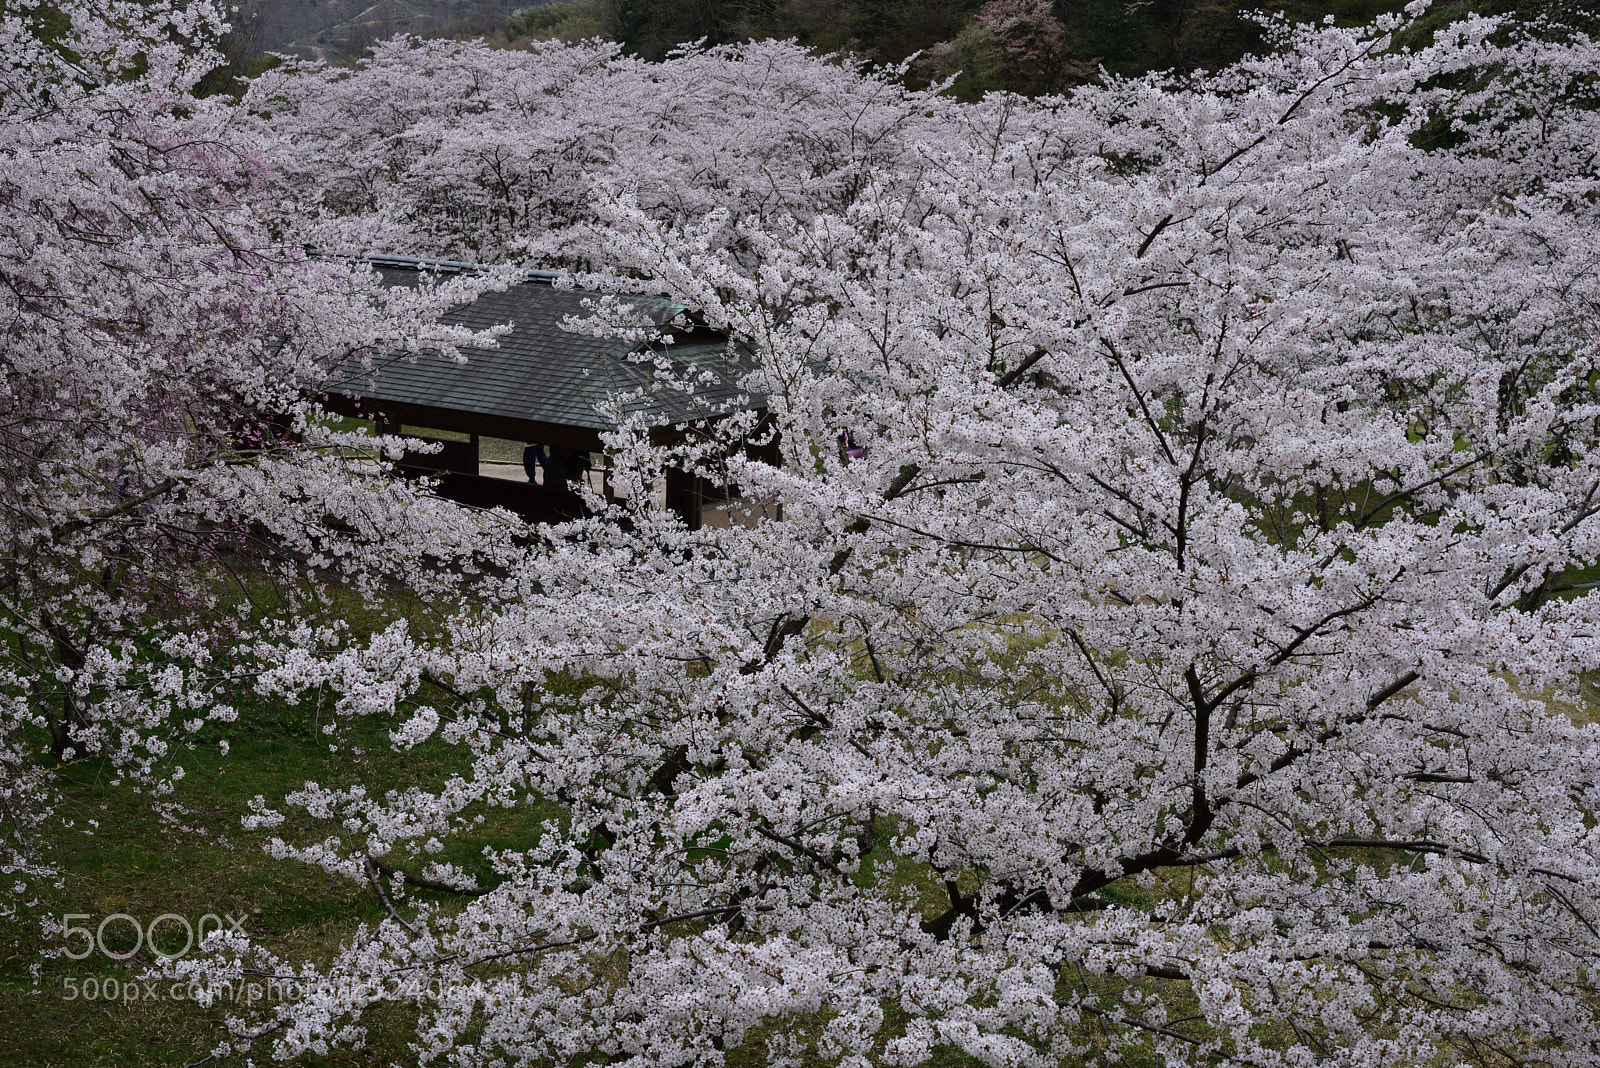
[61,976,454,1004]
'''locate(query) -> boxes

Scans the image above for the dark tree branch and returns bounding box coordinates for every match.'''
[368,857,494,897]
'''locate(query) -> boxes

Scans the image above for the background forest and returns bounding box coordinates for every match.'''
[217,0,1598,97]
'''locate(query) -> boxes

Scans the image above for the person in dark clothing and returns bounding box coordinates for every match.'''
[542,447,567,487]
[522,444,546,483]
[568,449,592,490]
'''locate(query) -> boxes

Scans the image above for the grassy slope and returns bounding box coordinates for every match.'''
[0,713,441,1065]
[3,602,1595,1065]
[0,613,560,1067]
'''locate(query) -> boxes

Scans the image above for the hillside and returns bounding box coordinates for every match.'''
[225,0,526,62]
[210,0,1594,94]
[484,0,1589,95]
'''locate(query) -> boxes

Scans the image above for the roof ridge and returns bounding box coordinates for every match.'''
[314,249,568,286]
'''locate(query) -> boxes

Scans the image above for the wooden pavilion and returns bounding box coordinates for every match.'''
[319,256,764,527]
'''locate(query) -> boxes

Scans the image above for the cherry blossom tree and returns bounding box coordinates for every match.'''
[0,0,517,892]
[236,35,951,267]
[172,8,1600,1068]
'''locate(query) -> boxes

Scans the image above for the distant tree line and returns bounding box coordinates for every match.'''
[194,0,1598,98]
[478,0,1594,96]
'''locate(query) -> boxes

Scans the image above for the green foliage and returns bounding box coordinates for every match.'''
[486,0,1429,91]
[496,0,623,44]
[244,0,1599,96]
[761,0,984,64]
[194,45,281,99]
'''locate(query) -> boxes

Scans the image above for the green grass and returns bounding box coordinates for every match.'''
[0,567,558,1066]
[1,730,387,1065]
[0,675,560,1066]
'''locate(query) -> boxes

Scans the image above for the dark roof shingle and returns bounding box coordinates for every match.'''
[326,264,759,432]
